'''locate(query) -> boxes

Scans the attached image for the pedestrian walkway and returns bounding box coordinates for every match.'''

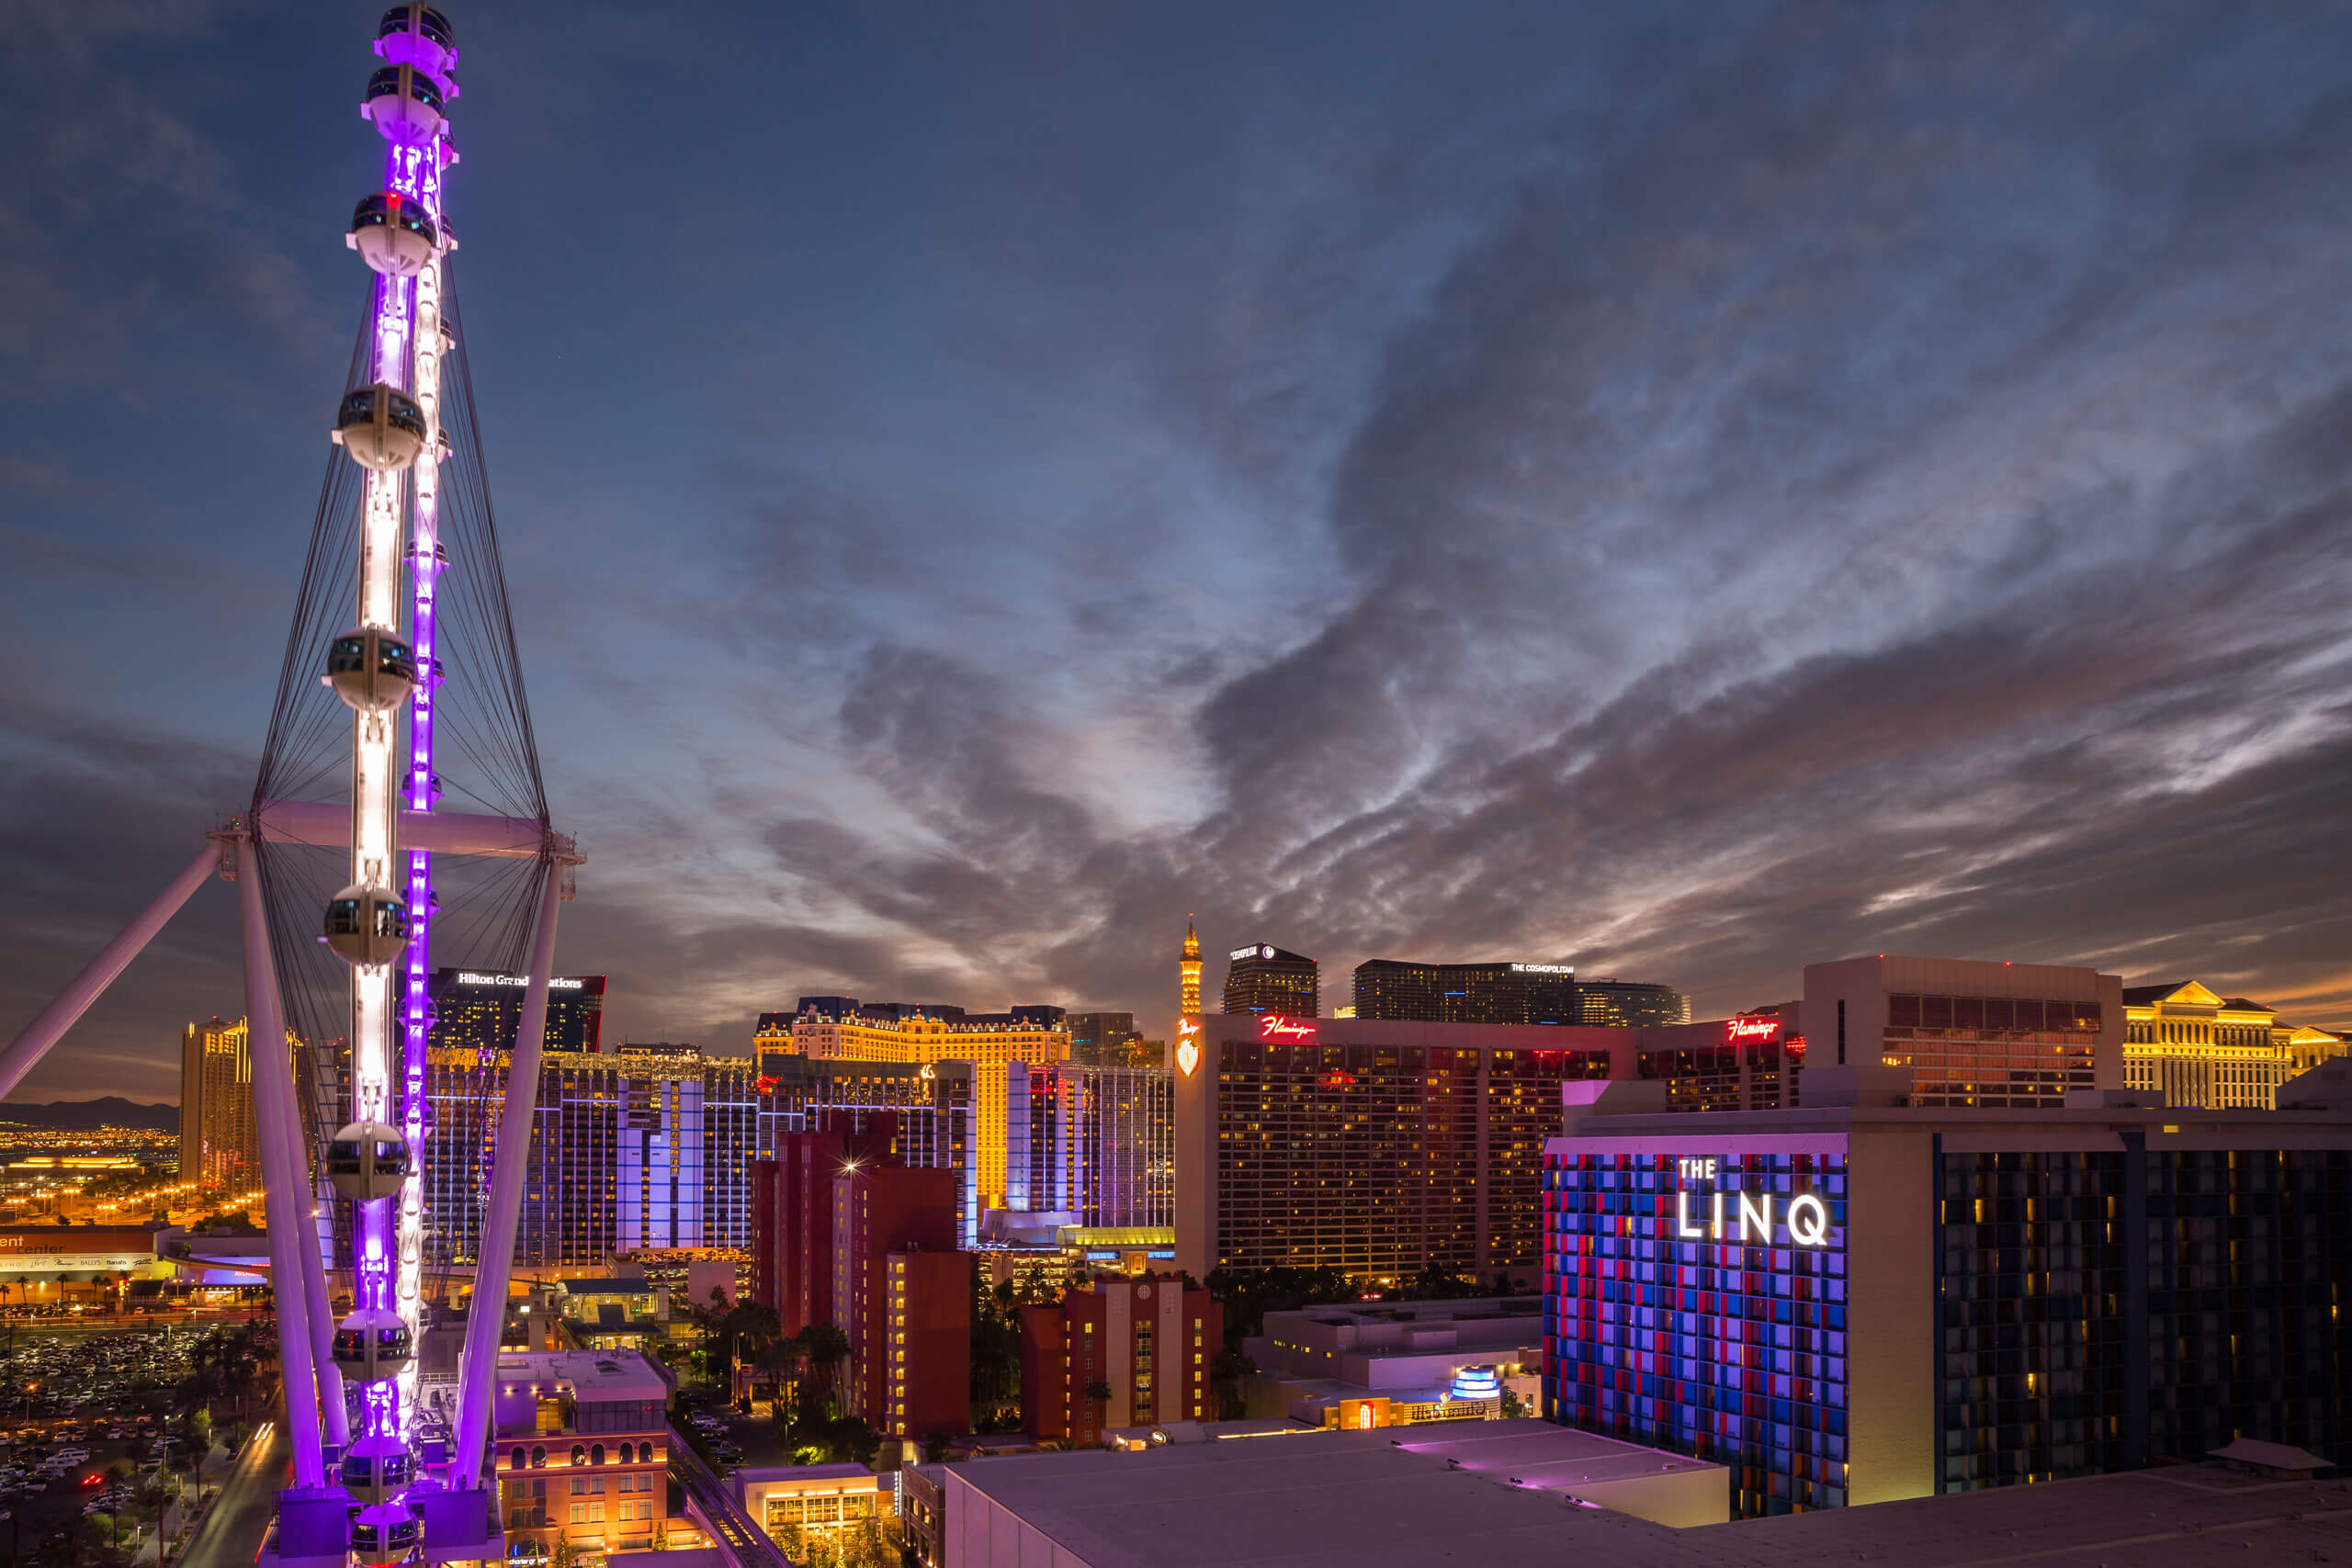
[668,1427,792,1568]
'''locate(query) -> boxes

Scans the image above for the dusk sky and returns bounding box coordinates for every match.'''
[7,1,2352,1100]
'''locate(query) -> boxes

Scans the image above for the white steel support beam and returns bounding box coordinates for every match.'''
[448,862,560,1490]
[236,835,326,1489]
[254,798,577,863]
[269,1037,350,1453]
[0,844,220,1104]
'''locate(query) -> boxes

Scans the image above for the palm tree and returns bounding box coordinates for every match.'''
[797,1324,851,1418]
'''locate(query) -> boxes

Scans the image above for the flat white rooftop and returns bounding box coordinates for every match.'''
[945,1423,2352,1568]
[734,1463,875,1487]
[946,1420,1724,1567]
[1686,1463,2352,1566]
[492,1349,668,1401]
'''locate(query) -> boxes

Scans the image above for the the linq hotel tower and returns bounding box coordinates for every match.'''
[1541,954,2352,1518]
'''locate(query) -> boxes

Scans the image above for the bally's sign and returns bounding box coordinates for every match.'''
[1671,1157,1834,1249]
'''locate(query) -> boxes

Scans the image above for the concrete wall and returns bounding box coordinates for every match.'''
[1578,1463,1727,1528]
[1844,1125,1936,1506]
[945,1470,1095,1568]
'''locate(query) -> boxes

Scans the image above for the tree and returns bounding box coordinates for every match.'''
[718,1300,783,1404]
[967,1260,1023,1433]
[1210,1350,1256,1421]
[821,1416,880,1468]
[1202,1267,1359,1359]
[797,1323,851,1415]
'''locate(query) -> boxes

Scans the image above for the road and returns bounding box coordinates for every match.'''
[176,1418,287,1568]
[668,1427,789,1568]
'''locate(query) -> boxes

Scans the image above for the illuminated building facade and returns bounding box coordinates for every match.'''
[1542,1097,2352,1518]
[1222,942,1318,1018]
[429,967,605,1056]
[1013,1062,1174,1229]
[1066,1012,1147,1066]
[770,998,1068,1214]
[1638,1007,1807,1112]
[420,1043,761,1267]
[2120,980,2346,1110]
[1576,979,1692,1028]
[1019,1275,1219,1446]
[492,1350,673,1557]
[741,1466,882,1556]
[178,1016,259,1194]
[753,1055,980,1244]
[1172,1013,1616,1282]
[1351,960,1579,1025]
[1804,955,2123,1110]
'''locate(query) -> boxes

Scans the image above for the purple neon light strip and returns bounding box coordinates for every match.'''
[393,134,451,1454]
[361,150,425,1442]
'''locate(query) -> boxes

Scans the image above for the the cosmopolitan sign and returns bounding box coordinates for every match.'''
[1258,1014,1317,1041]
[458,971,587,990]
[1671,1156,1833,1248]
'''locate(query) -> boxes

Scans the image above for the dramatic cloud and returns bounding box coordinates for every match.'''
[6,1,2351,1096]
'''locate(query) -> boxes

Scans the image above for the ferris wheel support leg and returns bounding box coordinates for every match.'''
[267,1058,351,1453]
[448,860,561,1491]
[0,843,219,1102]
[234,835,327,1490]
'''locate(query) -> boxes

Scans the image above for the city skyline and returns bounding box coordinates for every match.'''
[10,2,2352,1101]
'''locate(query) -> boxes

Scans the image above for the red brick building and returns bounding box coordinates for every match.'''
[749,1114,899,1334]
[1019,1274,1219,1446]
[831,1164,967,1440]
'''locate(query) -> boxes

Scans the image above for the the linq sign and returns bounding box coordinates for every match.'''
[1669,1157,1834,1249]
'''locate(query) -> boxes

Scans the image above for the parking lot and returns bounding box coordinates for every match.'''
[678,1391,750,1471]
[0,1323,240,1564]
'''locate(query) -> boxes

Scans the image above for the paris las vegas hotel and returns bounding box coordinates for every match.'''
[1172,946,2351,1520]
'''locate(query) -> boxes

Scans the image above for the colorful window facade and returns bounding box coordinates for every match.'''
[1542,1145,1850,1517]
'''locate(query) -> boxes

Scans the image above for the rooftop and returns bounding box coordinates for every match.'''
[492,1349,668,1402]
[1557,1099,2352,1141]
[949,1423,2352,1568]
[733,1463,874,1488]
[946,1421,1724,1565]
[1276,1294,1541,1327]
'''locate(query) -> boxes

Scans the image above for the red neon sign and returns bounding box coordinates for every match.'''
[1259,1014,1317,1041]
[1724,1015,1781,1044]
[754,1075,777,1095]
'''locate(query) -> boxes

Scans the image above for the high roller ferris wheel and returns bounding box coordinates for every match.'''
[1,6,574,1563]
